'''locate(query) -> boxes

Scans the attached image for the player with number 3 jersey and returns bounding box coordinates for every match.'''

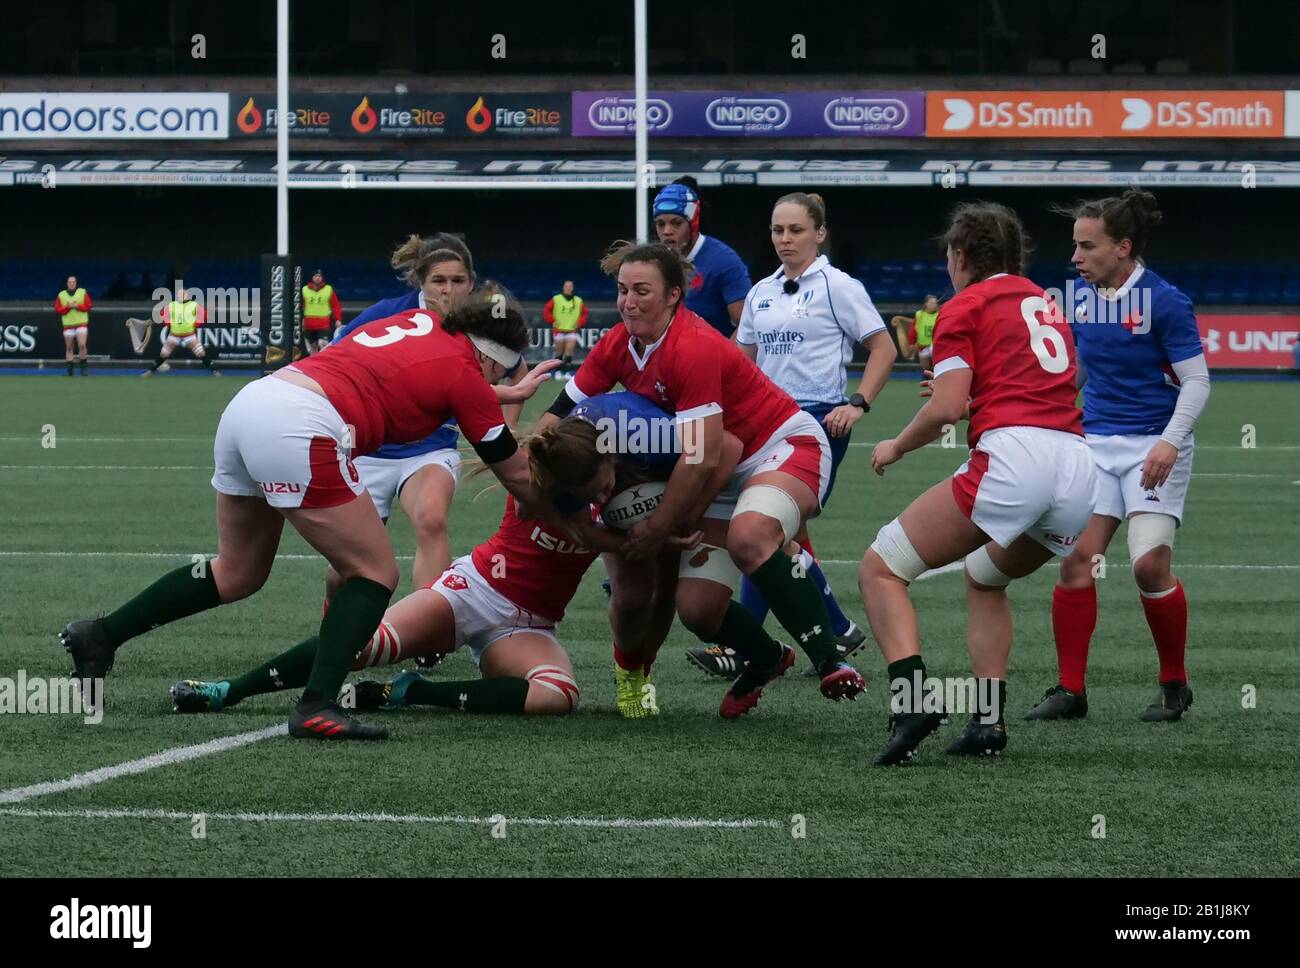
[859,202,1096,766]
[60,301,552,743]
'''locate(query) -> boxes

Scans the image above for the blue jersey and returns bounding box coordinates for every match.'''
[332,291,460,459]
[683,235,752,338]
[570,391,679,481]
[1070,265,1204,437]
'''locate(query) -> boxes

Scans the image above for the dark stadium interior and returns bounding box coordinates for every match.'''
[4,0,1300,77]
[3,184,1296,307]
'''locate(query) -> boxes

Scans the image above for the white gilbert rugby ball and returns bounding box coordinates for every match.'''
[601,481,667,531]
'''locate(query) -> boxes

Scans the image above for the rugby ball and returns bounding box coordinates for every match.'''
[601,481,667,531]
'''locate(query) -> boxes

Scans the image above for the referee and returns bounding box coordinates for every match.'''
[686,192,897,677]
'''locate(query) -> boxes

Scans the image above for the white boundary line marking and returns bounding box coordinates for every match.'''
[1,551,1296,571]
[0,465,209,471]
[0,724,285,805]
[0,806,781,830]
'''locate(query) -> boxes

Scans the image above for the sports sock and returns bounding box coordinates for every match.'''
[976,677,1007,723]
[738,575,771,624]
[748,548,839,673]
[79,358,87,374]
[403,676,529,713]
[99,562,223,649]
[887,654,927,714]
[226,636,319,704]
[707,600,782,668]
[803,551,852,636]
[302,576,392,703]
[1051,584,1097,693]
[613,644,652,677]
[66,360,74,375]
[1140,581,1188,685]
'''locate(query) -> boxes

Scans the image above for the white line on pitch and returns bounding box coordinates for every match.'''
[0,806,781,830]
[0,436,202,443]
[845,441,1300,451]
[817,560,1300,571]
[0,465,209,471]
[0,724,285,805]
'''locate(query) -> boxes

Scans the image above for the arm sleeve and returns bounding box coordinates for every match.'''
[160,305,171,326]
[670,336,725,423]
[448,365,513,456]
[1156,289,1205,365]
[54,296,68,315]
[929,299,976,376]
[720,253,753,305]
[81,293,93,311]
[836,277,886,342]
[542,298,556,325]
[195,306,207,327]
[1158,354,1210,450]
[576,300,588,327]
[330,290,342,323]
[735,286,757,345]
[570,328,619,399]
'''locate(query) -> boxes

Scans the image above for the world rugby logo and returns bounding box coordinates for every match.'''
[586,96,673,133]
[706,97,791,132]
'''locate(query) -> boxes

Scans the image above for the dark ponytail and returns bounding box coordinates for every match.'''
[1052,189,1163,258]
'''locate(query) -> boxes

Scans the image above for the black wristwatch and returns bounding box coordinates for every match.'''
[848,392,871,413]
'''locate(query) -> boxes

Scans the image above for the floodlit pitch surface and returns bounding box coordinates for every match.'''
[1,373,1297,876]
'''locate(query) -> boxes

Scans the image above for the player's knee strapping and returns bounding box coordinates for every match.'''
[1127,513,1176,563]
[525,664,579,712]
[679,542,743,590]
[870,518,927,582]
[359,621,403,668]
[964,545,1013,588]
[734,484,802,544]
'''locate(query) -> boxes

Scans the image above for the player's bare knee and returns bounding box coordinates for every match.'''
[675,593,725,640]
[1132,551,1173,593]
[210,558,270,602]
[409,502,450,542]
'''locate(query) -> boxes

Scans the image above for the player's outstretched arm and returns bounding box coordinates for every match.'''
[624,413,722,560]
[873,367,972,475]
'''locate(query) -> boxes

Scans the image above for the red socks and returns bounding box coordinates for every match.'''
[613,644,654,677]
[1052,584,1098,693]
[1140,581,1188,685]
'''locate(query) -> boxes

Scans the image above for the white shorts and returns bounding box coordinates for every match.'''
[62,326,87,339]
[428,555,560,670]
[952,426,1097,556]
[211,376,364,509]
[1087,433,1194,524]
[164,333,201,350]
[703,410,832,521]
[354,450,461,521]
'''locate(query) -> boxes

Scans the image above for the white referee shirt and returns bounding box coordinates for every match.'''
[736,254,885,408]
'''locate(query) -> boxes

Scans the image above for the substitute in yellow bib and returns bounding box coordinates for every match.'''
[143,287,217,376]
[302,269,342,354]
[55,275,92,376]
[542,280,588,380]
[890,293,940,368]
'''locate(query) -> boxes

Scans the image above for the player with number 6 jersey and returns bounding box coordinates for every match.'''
[860,202,1096,766]
[60,300,553,743]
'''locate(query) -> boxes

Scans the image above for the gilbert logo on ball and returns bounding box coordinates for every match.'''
[601,482,667,531]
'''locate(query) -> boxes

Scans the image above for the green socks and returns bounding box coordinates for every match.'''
[225,636,320,705]
[708,600,782,667]
[302,577,392,703]
[99,562,223,648]
[749,549,839,673]
[403,676,529,714]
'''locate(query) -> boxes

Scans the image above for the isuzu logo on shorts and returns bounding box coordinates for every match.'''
[259,481,302,494]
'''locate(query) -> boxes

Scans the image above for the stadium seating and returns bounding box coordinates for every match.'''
[1,256,1296,306]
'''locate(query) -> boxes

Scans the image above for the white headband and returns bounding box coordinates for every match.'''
[468,334,521,371]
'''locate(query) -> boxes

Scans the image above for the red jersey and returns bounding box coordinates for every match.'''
[293,309,507,456]
[930,274,1083,447]
[572,303,798,459]
[470,497,599,621]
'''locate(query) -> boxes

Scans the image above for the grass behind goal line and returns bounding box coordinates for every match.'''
[1,374,1297,876]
